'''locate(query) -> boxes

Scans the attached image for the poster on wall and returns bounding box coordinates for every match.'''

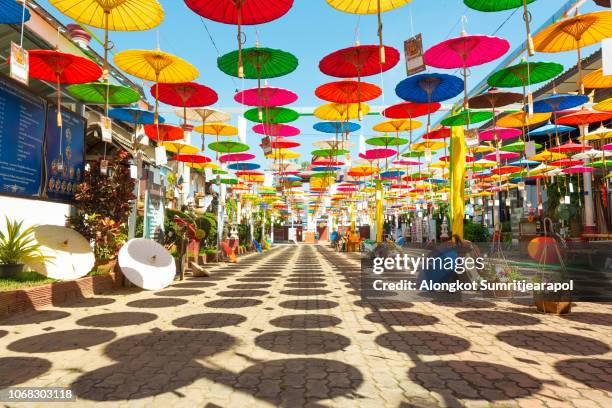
[43,105,86,201]
[0,74,47,197]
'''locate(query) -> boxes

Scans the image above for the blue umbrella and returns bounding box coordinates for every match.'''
[380,170,404,178]
[313,121,361,134]
[0,0,30,24]
[528,123,575,138]
[395,73,464,103]
[509,158,540,167]
[526,94,589,113]
[228,162,260,171]
[312,166,340,172]
[427,178,447,184]
[109,108,164,125]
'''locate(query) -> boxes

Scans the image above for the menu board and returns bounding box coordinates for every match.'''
[44,106,85,200]
[0,74,47,197]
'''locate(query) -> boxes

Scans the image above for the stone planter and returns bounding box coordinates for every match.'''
[0,264,25,278]
[535,299,572,315]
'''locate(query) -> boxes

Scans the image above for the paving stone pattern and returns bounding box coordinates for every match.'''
[0,245,611,407]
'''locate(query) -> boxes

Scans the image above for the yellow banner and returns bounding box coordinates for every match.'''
[450,125,466,242]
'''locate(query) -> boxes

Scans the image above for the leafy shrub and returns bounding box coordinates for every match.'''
[463,220,490,243]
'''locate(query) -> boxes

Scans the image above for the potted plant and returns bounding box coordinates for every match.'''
[484,262,524,298]
[532,275,572,315]
[0,218,47,278]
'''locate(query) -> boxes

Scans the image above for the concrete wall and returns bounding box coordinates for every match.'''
[0,196,71,229]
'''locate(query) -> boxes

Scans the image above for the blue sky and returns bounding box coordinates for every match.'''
[39,0,603,168]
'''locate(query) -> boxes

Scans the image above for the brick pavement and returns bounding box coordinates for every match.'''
[0,244,611,407]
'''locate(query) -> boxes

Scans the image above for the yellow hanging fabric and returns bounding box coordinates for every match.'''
[376,180,384,243]
[450,125,466,242]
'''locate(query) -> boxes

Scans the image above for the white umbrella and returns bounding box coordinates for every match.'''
[118,238,175,290]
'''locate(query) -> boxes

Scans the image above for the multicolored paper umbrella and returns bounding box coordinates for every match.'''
[270,137,300,149]
[382,102,441,121]
[325,0,411,63]
[314,103,371,121]
[144,124,184,142]
[28,50,102,127]
[424,31,509,107]
[109,108,162,125]
[533,11,612,93]
[244,107,298,124]
[359,148,396,161]
[313,121,361,134]
[479,127,521,141]
[556,109,612,127]
[114,49,199,123]
[253,123,300,137]
[228,162,260,171]
[315,79,381,118]
[219,153,256,163]
[583,69,612,89]
[185,0,294,77]
[209,140,249,154]
[67,82,140,105]
[218,46,298,84]
[151,82,218,125]
[441,110,493,127]
[501,140,542,152]
[496,111,551,128]
[161,141,199,155]
[172,154,211,164]
[1,0,31,24]
[422,127,451,140]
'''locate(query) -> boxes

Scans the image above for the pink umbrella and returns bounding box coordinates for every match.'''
[484,151,520,161]
[550,158,584,167]
[479,127,521,142]
[549,142,592,153]
[234,86,297,106]
[393,159,422,166]
[253,123,300,137]
[603,143,612,151]
[563,165,594,174]
[359,148,396,160]
[219,153,256,163]
[424,32,510,108]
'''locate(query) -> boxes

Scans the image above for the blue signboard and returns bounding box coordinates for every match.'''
[44,106,86,201]
[0,74,46,197]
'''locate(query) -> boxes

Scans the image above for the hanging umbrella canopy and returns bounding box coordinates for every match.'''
[550,158,584,167]
[253,123,300,137]
[556,109,612,126]
[1,0,31,24]
[529,150,567,162]
[195,122,238,137]
[487,61,564,88]
[563,165,594,174]
[479,127,521,141]
[28,50,102,84]
[172,154,212,164]
[441,110,494,127]
[235,86,297,107]
[395,73,464,103]
[439,155,475,163]
[218,46,298,78]
[496,111,551,128]
[583,69,612,89]
[367,135,409,147]
[359,148,396,160]
[373,119,422,133]
[573,149,612,159]
[464,0,536,11]
[394,159,422,166]
[161,141,199,154]
[319,44,400,77]
[150,82,218,107]
[209,140,249,153]
[422,127,451,140]
[109,108,162,125]
[313,121,361,134]
[468,88,523,109]
[266,149,301,159]
[424,34,510,69]
[484,151,521,161]
[470,144,496,153]
[382,102,441,119]
[245,106,298,123]
[312,148,349,157]
[144,124,184,141]
[270,137,300,149]
[220,153,256,163]
[67,82,140,105]
[529,94,589,113]
[229,162,260,171]
[412,140,448,151]
[470,158,498,168]
[594,98,612,112]
[534,11,612,53]
[509,158,541,167]
[315,79,381,104]
[178,107,230,124]
[491,165,523,175]
[501,140,542,152]
[549,142,592,153]
[528,123,575,138]
[314,103,371,120]
[591,159,612,167]
[49,0,164,31]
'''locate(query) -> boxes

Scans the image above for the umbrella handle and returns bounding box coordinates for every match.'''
[522,0,535,57]
[237,7,244,78]
[377,0,385,64]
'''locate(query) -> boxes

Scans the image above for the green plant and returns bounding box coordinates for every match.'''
[0,218,48,265]
[67,150,135,262]
[463,220,490,243]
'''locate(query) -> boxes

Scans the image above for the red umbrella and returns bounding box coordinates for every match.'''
[424,33,510,108]
[184,0,294,77]
[382,102,441,119]
[144,124,185,142]
[150,82,218,125]
[556,109,612,127]
[315,79,381,104]
[172,154,212,163]
[550,158,584,167]
[253,123,300,137]
[422,127,451,140]
[491,165,522,175]
[549,142,592,153]
[28,50,102,127]
[269,137,300,149]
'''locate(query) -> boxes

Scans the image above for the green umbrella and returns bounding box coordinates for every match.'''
[501,141,542,153]
[487,61,564,88]
[67,82,141,105]
[312,148,349,157]
[591,160,612,168]
[208,141,249,153]
[217,178,238,185]
[441,110,493,127]
[367,135,409,147]
[402,151,426,158]
[218,47,298,79]
[213,169,228,175]
[244,107,299,124]
[311,172,336,178]
[509,170,529,178]
[464,0,536,11]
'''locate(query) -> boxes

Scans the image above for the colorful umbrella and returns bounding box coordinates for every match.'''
[594,98,612,112]
[209,140,249,154]
[161,141,199,155]
[484,151,520,161]
[583,68,612,89]
[382,102,441,120]
[533,11,612,93]
[313,121,361,134]
[195,123,238,138]
[316,79,381,111]
[468,88,522,111]
[266,149,300,159]
[172,154,211,164]
[67,82,140,105]
[422,127,451,140]
[228,162,260,171]
[441,110,493,127]
[424,32,509,107]
[185,0,294,77]
[219,153,256,163]
[314,103,371,121]
[487,60,564,90]
[556,109,612,127]
[528,123,575,138]
[244,107,298,123]
[562,165,594,174]
[114,49,199,123]
[479,127,521,141]
[501,140,542,152]
[530,94,589,113]
[218,46,298,82]
[367,136,409,147]
[496,111,551,128]
[253,123,300,137]
[549,142,592,154]
[270,137,300,149]
[150,82,218,125]
[1,0,31,24]
[359,148,396,161]
[235,86,297,121]
[144,124,184,142]
[109,108,162,125]
[28,50,102,127]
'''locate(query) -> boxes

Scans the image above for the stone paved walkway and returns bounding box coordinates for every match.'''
[0,244,611,407]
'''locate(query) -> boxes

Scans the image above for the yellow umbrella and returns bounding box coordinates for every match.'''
[186,162,219,170]
[534,11,612,93]
[161,141,199,155]
[194,122,237,157]
[470,144,496,154]
[578,125,612,142]
[314,103,371,121]
[496,111,551,128]
[373,119,422,133]
[594,97,612,112]
[177,108,230,150]
[114,49,199,123]
[429,161,448,169]
[528,163,559,175]
[326,0,412,63]
[583,69,612,89]
[411,140,447,151]
[266,149,300,160]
